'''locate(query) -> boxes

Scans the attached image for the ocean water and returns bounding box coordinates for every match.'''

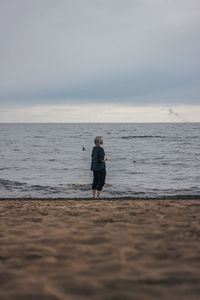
[0,123,200,198]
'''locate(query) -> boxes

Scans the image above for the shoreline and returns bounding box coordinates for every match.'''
[1,195,200,201]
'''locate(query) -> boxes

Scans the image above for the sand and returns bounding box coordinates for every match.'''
[0,198,200,300]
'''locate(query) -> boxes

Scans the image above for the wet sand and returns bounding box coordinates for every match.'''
[0,199,200,300]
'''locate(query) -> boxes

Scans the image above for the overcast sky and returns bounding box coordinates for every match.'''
[0,0,200,122]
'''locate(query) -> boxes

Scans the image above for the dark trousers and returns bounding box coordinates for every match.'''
[92,168,106,191]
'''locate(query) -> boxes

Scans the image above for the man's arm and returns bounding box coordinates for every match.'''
[99,148,107,162]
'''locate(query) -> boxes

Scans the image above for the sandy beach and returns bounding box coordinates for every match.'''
[0,198,200,300]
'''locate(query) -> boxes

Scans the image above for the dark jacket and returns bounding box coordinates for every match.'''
[91,146,106,171]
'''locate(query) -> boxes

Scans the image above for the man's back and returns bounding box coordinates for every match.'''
[91,146,105,171]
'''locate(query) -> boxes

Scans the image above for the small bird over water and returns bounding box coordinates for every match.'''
[82,145,86,151]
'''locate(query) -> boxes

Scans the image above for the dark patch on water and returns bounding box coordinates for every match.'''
[0,179,25,188]
[122,135,166,139]
[67,184,91,191]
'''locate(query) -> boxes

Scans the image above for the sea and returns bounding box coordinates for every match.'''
[0,123,200,199]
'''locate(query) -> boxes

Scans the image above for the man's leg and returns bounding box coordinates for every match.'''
[92,171,98,198]
[97,169,106,199]
[97,190,101,198]
[93,189,97,198]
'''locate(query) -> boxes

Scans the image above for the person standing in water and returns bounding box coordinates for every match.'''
[91,136,107,199]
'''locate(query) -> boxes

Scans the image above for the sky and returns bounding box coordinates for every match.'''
[0,0,200,122]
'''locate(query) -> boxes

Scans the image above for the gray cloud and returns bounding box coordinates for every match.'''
[168,108,188,122]
[168,108,179,117]
[0,0,200,105]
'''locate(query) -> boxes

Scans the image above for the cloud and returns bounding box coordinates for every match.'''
[168,108,188,122]
[168,108,179,117]
[0,0,200,106]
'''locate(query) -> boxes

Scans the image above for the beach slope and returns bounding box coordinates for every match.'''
[0,199,200,300]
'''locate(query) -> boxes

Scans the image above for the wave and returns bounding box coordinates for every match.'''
[67,183,91,191]
[0,179,25,188]
[0,178,199,199]
[121,135,166,139]
[0,179,112,194]
[34,135,45,138]
[0,179,60,193]
[121,135,200,140]
[67,183,112,190]
[0,179,91,193]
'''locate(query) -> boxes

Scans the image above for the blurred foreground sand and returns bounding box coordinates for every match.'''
[0,199,200,300]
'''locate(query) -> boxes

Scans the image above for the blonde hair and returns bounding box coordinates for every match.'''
[94,136,103,145]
